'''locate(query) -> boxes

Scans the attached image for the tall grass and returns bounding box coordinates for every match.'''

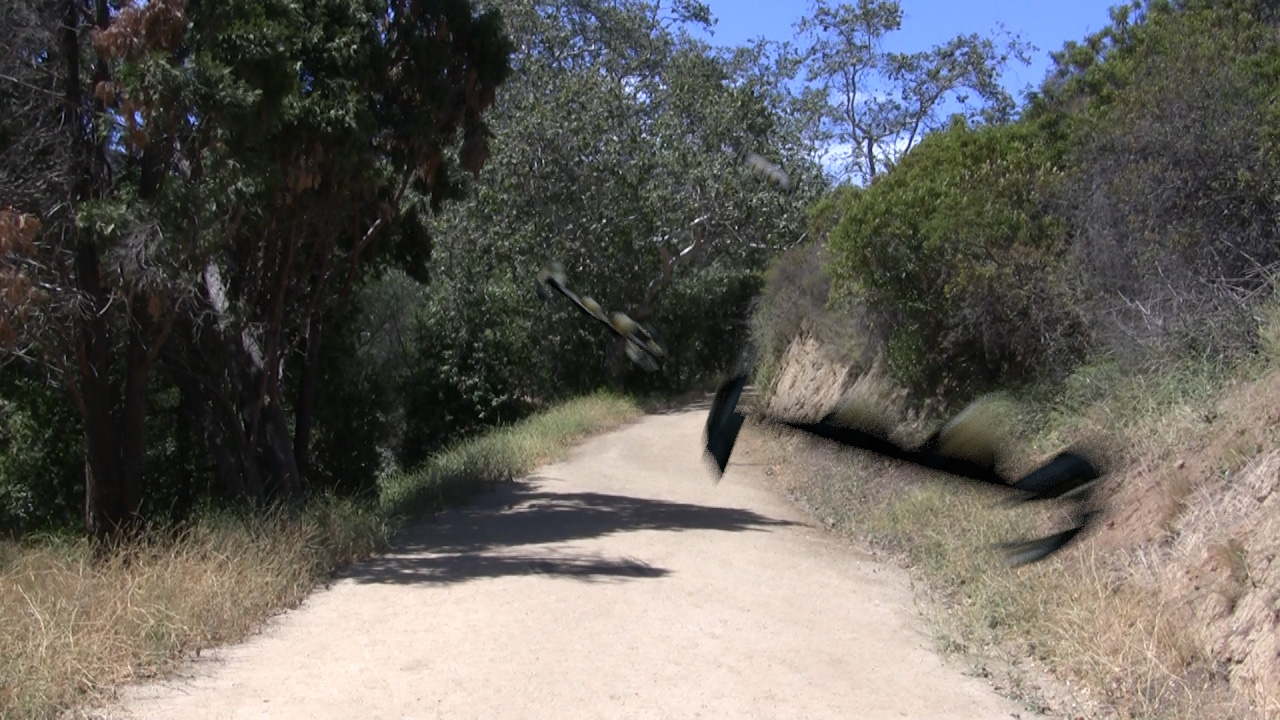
[0,389,641,720]
[757,348,1277,720]
[0,497,388,719]
[378,390,641,518]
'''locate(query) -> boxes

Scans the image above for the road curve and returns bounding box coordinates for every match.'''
[111,406,1036,720]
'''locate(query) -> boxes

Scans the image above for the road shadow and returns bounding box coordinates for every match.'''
[342,479,797,586]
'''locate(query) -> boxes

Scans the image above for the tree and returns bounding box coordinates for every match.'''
[793,0,1031,184]
[414,0,825,408]
[1,0,512,537]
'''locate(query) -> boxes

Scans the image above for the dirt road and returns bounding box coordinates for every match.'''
[112,406,1037,720]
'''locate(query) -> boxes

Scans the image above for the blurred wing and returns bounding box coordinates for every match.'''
[638,321,667,358]
[625,339,660,372]
[745,152,794,190]
[704,371,750,479]
[997,515,1095,567]
[1011,452,1102,502]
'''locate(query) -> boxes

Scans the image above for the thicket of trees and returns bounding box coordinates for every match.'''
[2,0,513,535]
[0,0,1059,538]
[810,0,1280,402]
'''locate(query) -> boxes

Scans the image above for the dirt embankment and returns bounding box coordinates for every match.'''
[762,329,1280,715]
[1101,389,1280,706]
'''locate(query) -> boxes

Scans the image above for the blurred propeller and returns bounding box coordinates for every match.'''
[535,260,667,372]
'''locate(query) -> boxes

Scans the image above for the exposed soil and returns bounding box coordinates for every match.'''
[763,329,1280,717]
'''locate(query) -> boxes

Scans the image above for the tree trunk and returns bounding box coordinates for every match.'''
[221,330,302,508]
[118,303,152,515]
[227,351,268,506]
[604,336,627,391]
[77,299,156,538]
[169,353,250,504]
[75,239,139,537]
[263,396,304,506]
[293,316,323,484]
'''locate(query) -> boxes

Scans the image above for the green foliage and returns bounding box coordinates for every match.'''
[307,302,400,498]
[787,0,1280,408]
[825,119,1081,397]
[748,235,880,396]
[407,0,822,424]
[1055,0,1280,363]
[0,372,82,535]
[645,265,764,391]
[398,274,543,470]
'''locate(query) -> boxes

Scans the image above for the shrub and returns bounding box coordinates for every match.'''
[1060,0,1280,365]
[643,263,764,392]
[825,118,1083,399]
[0,371,83,535]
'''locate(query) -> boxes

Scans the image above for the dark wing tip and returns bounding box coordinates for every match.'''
[997,523,1087,567]
[1012,451,1103,501]
[703,371,751,481]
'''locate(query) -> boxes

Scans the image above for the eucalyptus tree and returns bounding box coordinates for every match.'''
[793,0,1032,184]
[411,0,825,421]
[0,0,512,536]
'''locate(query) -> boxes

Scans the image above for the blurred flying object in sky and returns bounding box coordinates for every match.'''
[745,152,795,190]
[535,261,668,371]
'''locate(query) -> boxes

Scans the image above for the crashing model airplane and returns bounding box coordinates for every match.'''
[536,260,667,371]
[702,363,1106,567]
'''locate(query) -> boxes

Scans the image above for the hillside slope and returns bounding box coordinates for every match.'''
[756,329,1280,719]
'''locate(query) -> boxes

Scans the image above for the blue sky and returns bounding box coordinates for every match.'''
[692,1,1124,102]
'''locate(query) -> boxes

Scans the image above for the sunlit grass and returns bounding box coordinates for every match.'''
[760,348,1278,720]
[378,390,641,519]
[1,389,642,720]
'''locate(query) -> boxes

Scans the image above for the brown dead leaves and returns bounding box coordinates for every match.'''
[90,0,188,153]
[91,0,187,63]
[0,209,42,349]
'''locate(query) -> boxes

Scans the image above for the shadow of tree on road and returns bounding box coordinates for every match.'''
[342,479,797,585]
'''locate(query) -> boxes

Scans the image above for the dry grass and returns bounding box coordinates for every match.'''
[0,497,388,720]
[753,347,1280,720]
[1256,294,1280,364]
[378,390,642,519]
[0,389,642,720]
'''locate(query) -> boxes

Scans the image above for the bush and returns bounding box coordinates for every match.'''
[749,235,882,396]
[642,263,764,392]
[825,118,1084,399]
[398,274,544,471]
[0,371,83,535]
[1056,0,1280,366]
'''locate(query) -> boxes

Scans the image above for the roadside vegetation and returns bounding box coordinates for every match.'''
[0,391,639,720]
[749,1,1280,718]
[8,0,1274,718]
[3,0,802,713]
